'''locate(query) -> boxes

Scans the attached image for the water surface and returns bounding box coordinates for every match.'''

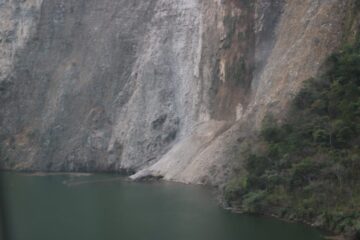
[0,172,323,240]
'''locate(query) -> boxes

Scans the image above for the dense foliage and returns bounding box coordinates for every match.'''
[225,41,360,237]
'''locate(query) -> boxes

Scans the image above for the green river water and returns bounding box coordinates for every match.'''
[0,172,324,240]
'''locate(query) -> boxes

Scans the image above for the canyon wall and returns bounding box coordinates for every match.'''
[0,0,355,185]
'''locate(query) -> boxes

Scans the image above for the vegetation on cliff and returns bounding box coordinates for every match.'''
[225,40,360,238]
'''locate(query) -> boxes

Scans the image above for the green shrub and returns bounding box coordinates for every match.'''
[242,191,268,212]
[227,39,360,235]
[224,177,248,202]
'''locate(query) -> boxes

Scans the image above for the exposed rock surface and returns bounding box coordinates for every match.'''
[0,0,355,185]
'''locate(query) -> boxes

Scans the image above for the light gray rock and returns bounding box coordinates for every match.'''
[0,0,353,185]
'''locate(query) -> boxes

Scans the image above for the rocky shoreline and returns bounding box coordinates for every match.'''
[219,197,359,240]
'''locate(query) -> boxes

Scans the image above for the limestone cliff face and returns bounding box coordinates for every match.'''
[0,0,356,184]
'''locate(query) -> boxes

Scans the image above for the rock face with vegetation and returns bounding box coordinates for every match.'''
[225,39,360,239]
[0,0,356,177]
[0,0,359,235]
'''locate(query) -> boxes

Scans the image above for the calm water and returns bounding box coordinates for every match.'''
[0,172,324,240]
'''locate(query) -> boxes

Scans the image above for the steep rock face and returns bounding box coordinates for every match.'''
[1,0,205,171]
[0,0,43,83]
[133,0,351,184]
[248,0,350,127]
[0,0,355,184]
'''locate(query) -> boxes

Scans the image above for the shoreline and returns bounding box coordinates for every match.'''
[219,199,353,240]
